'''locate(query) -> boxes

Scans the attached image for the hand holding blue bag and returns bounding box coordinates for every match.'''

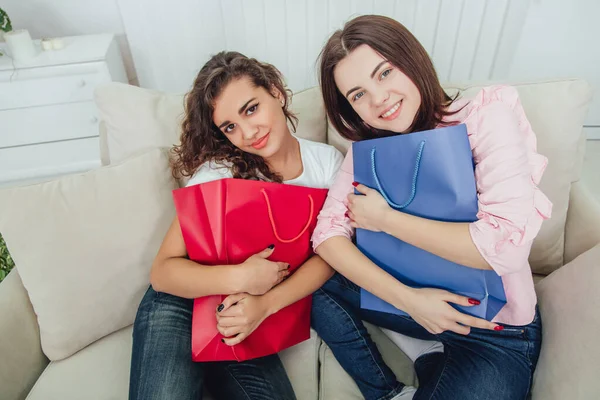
[353,124,506,320]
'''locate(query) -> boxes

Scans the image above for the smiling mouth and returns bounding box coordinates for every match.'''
[251,132,270,149]
[380,100,402,119]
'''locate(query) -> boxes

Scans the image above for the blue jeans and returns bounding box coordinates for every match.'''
[311,273,542,400]
[129,286,296,400]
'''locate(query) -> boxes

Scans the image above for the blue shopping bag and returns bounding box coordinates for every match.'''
[353,124,506,320]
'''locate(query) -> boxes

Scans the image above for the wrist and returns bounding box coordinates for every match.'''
[261,290,280,316]
[380,207,397,234]
[227,264,246,294]
[391,283,417,314]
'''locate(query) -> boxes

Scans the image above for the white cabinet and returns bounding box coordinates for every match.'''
[0,34,127,187]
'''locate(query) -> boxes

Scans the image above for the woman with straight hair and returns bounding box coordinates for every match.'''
[311,15,550,400]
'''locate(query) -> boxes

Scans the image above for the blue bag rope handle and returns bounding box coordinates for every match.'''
[370,140,426,210]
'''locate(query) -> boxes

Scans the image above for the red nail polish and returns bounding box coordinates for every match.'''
[352,181,359,187]
[468,298,480,305]
[344,211,349,218]
[494,325,504,331]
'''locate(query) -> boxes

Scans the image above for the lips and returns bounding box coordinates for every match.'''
[379,100,403,120]
[251,132,270,149]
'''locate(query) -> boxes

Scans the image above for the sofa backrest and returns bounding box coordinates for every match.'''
[95,79,593,275]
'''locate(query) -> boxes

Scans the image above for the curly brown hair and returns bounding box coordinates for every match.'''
[171,51,298,182]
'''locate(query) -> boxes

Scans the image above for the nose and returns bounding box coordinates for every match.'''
[239,121,259,141]
[371,86,390,107]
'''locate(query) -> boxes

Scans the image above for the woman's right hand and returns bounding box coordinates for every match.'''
[403,287,501,335]
[238,246,290,295]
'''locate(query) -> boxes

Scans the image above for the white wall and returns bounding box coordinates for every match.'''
[1,0,137,83]
[508,0,600,137]
[117,0,529,94]
[3,0,598,137]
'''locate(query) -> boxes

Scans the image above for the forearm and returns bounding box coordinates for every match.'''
[315,236,414,312]
[150,257,242,299]
[382,210,492,270]
[262,255,334,315]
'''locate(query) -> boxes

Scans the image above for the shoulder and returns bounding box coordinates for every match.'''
[185,161,233,187]
[298,137,344,165]
[297,137,344,188]
[463,85,524,123]
[451,85,532,150]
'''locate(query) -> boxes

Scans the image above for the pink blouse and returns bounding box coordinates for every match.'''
[312,86,552,326]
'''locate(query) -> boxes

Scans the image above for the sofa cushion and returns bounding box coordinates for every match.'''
[95,84,185,165]
[25,326,133,400]
[319,322,416,399]
[0,149,177,361]
[95,84,328,166]
[532,244,600,399]
[25,325,320,400]
[327,79,592,275]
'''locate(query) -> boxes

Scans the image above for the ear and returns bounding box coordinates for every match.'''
[270,85,285,106]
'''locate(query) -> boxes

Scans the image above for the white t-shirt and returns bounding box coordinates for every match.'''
[186,137,343,189]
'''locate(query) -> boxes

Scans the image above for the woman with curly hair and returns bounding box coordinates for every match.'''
[129,51,343,400]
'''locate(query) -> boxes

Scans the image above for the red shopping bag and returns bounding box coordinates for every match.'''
[173,178,328,362]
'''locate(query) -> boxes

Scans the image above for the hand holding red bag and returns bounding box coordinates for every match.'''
[173,178,328,361]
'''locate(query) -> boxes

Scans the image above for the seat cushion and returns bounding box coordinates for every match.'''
[0,149,177,361]
[26,326,133,400]
[532,244,600,399]
[319,322,417,399]
[26,325,321,400]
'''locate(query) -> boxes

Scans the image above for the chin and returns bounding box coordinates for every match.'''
[381,119,412,134]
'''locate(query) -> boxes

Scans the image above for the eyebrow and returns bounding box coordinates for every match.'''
[344,60,389,99]
[217,97,257,129]
[370,60,388,79]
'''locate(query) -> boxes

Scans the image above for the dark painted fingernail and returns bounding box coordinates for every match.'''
[268,244,275,249]
[494,325,504,331]
[352,181,359,187]
[344,211,349,218]
[221,338,225,343]
[217,304,224,312]
[468,298,480,305]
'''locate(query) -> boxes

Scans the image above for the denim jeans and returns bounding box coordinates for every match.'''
[129,286,296,400]
[311,273,542,400]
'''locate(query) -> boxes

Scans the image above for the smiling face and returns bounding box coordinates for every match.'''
[333,44,422,134]
[212,76,290,158]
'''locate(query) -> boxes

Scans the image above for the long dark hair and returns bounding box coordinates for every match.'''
[171,51,298,182]
[319,15,459,141]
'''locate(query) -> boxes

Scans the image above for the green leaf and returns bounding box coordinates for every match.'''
[0,232,15,283]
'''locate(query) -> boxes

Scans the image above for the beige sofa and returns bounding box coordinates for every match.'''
[1,79,599,400]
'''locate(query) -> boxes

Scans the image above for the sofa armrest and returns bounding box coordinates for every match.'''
[0,270,48,400]
[98,120,111,166]
[564,181,600,264]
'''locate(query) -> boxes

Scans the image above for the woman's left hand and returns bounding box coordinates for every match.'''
[347,183,391,232]
[216,293,271,346]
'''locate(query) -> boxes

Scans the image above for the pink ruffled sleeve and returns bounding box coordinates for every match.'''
[466,86,553,276]
[312,147,355,251]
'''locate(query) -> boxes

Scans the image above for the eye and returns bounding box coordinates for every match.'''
[380,68,392,80]
[352,91,365,102]
[224,123,235,133]
[246,104,259,115]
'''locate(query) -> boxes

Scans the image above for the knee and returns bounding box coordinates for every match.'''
[133,289,192,333]
[437,357,531,400]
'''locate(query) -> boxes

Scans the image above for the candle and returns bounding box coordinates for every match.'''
[4,29,37,61]
[51,38,65,50]
[41,38,53,51]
